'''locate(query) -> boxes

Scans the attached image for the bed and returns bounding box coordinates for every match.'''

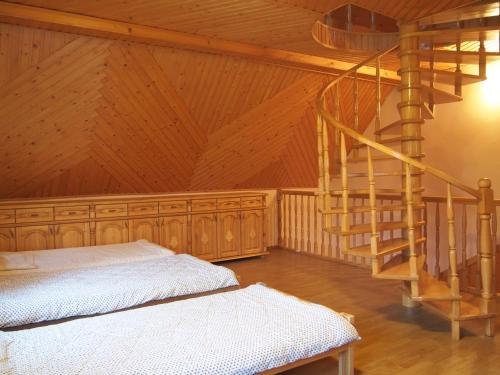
[0,240,239,328]
[0,284,359,375]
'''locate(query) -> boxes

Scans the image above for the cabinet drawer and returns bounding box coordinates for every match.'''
[16,207,54,223]
[191,199,216,212]
[128,201,158,216]
[159,200,188,214]
[55,205,90,221]
[241,196,263,208]
[0,209,15,224]
[95,204,127,218]
[217,198,240,210]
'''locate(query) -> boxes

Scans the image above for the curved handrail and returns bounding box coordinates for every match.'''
[312,21,399,52]
[316,45,481,199]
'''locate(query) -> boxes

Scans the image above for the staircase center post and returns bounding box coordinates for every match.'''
[399,22,424,308]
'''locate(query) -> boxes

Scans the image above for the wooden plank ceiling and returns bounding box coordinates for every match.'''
[4,0,474,65]
[0,23,392,197]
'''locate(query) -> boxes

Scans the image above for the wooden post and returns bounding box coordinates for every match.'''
[477,178,495,337]
[375,57,381,141]
[405,163,419,298]
[479,34,486,79]
[277,190,283,248]
[447,183,461,340]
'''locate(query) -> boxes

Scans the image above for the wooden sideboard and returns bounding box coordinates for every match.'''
[0,192,268,262]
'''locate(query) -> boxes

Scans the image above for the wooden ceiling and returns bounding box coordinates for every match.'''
[3,0,475,64]
[0,1,474,198]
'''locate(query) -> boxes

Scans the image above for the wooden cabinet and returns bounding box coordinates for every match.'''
[0,228,16,251]
[159,215,188,253]
[128,218,158,243]
[217,211,241,258]
[0,192,267,260]
[192,213,217,260]
[54,223,90,248]
[241,210,264,255]
[95,220,129,245]
[16,225,54,251]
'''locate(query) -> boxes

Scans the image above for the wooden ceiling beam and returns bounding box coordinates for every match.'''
[0,1,399,83]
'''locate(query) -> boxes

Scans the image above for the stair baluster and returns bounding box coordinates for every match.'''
[479,34,486,78]
[447,183,461,339]
[353,72,359,159]
[367,147,379,274]
[454,32,463,96]
[435,203,441,277]
[340,132,350,252]
[375,57,381,141]
[460,203,468,289]
[428,41,435,112]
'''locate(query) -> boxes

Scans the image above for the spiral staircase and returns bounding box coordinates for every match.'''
[313,1,499,340]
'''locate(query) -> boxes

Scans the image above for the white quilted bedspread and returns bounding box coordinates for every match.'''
[0,284,359,375]
[0,254,238,328]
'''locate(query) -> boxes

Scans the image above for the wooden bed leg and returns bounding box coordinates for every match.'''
[338,345,354,375]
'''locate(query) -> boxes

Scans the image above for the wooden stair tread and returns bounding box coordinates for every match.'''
[418,49,500,65]
[331,187,425,195]
[420,68,484,86]
[373,254,424,281]
[347,237,426,258]
[414,270,460,301]
[352,136,425,149]
[326,220,425,236]
[424,292,496,321]
[421,85,463,104]
[323,203,426,214]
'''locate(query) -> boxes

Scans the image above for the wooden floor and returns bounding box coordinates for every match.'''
[221,248,500,375]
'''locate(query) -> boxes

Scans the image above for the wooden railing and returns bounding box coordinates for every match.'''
[278,189,500,294]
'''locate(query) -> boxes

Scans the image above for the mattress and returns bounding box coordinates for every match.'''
[0,284,359,375]
[0,240,175,275]
[0,254,239,328]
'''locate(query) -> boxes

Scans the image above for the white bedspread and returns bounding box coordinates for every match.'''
[0,254,238,328]
[0,240,174,275]
[0,284,359,375]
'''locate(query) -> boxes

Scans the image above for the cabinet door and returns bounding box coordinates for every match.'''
[191,213,217,260]
[159,216,188,253]
[54,223,90,249]
[217,211,240,258]
[95,220,128,245]
[241,210,264,255]
[129,218,158,243]
[16,225,55,251]
[0,228,16,251]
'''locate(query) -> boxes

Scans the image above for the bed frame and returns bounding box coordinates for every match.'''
[261,313,356,375]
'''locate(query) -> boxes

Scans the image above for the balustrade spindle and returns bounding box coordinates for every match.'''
[277,191,283,248]
[368,147,379,274]
[447,183,461,339]
[375,57,381,141]
[454,33,462,96]
[423,202,428,257]
[300,195,305,252]
[340,132,350,253]
[435,203,441,277]
[479,34,486,78]
[461,203,468,288]
[287,194,292,249]
[353,72,359,159]
[314,195,319,255]
[336,196,341,259]
[294,194,299,251]
[429,41,435,112]
[405,163,419,296]
[307,196,311,253]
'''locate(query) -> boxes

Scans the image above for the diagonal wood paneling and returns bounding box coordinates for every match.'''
[0,23,393,198]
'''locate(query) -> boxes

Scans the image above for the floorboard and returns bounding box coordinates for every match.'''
[220,248,500,375]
